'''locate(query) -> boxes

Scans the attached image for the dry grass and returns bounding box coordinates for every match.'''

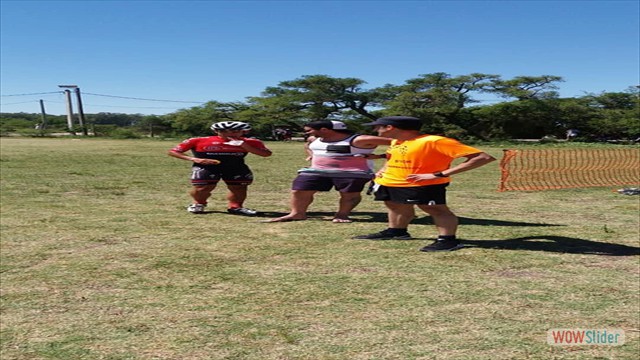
[1,138,638,359]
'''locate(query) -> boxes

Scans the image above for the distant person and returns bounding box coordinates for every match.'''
[265,120,390,223]
[352,116,496,252]
[283,128,293,141]
[566,129,579,141]
[168,121,272,215]
[274,128,286,141]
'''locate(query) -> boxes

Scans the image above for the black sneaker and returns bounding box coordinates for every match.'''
[420,239,464,252]
[227,207,260,216]
[352,229,412,240]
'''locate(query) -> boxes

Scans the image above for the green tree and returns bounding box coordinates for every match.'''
[168,101,248,136]
[258,75,379,122]
[0,112,67,135]
[379,72,500,138]
[469,100,561,139]
[580,89,640,140]
[136,115,173,137]
[88,112,143,127]
[240,95,309,137]
[552,98,600,136]
[489,75,564,100]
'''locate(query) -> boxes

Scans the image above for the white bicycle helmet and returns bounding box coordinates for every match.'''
[210,121,251,131]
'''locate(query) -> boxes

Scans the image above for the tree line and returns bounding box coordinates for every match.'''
[2,73,638,142]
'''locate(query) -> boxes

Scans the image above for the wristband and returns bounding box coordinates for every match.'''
[433,172,449,178]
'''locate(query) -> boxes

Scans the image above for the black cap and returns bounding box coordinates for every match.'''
[362,116,422,130]
[305,120,349,131]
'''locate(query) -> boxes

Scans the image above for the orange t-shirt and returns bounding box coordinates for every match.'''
[376,135,483,187]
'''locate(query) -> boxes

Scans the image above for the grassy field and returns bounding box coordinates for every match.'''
[1,137,638,360]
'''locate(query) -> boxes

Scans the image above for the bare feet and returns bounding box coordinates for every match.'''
[261,215,307,223]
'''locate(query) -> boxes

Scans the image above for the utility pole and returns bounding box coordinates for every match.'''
[58,85,88,136]
[60,88,75,134]
[38,99,47,132]
[74,87,88,136]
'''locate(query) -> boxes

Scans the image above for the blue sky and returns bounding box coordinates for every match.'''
[1,0,638,116]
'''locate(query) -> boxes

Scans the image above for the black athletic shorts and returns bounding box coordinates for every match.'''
[190,165,253,186]
[373,183,449,205]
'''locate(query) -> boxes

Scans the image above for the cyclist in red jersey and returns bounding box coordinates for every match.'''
[168,121,272,215]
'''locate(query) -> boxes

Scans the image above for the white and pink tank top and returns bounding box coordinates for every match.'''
[298,134,375,178]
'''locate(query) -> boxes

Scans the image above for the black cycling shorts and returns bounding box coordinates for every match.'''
[190,165,253,186]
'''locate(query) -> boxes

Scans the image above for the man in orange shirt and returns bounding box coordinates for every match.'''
[353,116,496,252]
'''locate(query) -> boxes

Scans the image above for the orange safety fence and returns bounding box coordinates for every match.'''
[499,148,640,191]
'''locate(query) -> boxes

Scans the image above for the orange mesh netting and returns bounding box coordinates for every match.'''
[499,148,640,191]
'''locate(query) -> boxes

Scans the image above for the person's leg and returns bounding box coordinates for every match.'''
[266,175,330,222]
[352,201,414,239]
[187,184,216,213]
[417,204,458,236]
[226,184,248,209]
[386,201,416,229]
[221,167,261,215]
[332,178,369,222]
[225,183,262,216]
[189,166,218,207]
[266,190,317,222]
[333,192,361,222]
[417,204,463,252]
[190,185,216,205]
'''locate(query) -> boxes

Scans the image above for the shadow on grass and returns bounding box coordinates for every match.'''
[196,211,637,255]
[200,210,291,217]
[208,211,566,227]
[336,213,563,227]
[463,236,640,256]
[200,210,388,220]
[419,216,564,227]
[348,213,563,227]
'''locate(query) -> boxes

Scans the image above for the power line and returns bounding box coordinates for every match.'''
[1,100,46,106]
[2,90,503,104]
[2,90,207,104]
[1,99,184,112]
[2,89,505,114]
[1,91,61,97]
[80,103,185,110]
[82,92,207,103]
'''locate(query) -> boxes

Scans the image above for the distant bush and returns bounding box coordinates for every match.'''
[14,128,52,137]
[92,125,118,137]
[92,125,142,138]
[540,135,560,144]
[110,128,142,139]
[0,118,34,133]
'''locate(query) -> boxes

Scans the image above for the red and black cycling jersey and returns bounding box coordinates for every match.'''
[171,136,269,168]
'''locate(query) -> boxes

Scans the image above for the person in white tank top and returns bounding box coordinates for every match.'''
[302,133,376,175]
[265,120,390,223]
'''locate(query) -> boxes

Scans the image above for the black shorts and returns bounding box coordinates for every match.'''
[292,174,371,193]
[190,165,253,186]
[373,183,449,205]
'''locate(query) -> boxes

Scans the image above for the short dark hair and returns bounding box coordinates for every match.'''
[362,116,422,130]
[304,120,352,133]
